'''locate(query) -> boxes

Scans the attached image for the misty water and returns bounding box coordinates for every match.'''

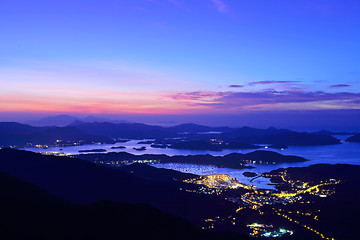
[22,135,360,189]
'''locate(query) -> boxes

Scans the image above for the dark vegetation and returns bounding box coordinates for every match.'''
[78,150,308,169]
[242,172,257,178]
[0,147,359,239]
[110,145,126,149]
[266,164,360,240]
[0,149,236,225]
[0,169,249,240]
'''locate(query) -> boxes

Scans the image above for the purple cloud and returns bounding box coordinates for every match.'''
[169,90,360,110]
[248,80,300,86]
[171,91,225,101]
[329,84,351,88]
[219,91,359,105]
[228,85,244,88]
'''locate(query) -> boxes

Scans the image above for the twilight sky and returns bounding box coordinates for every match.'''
[1,0,360,129]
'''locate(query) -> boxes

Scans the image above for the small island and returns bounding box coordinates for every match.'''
[78,149,107,153]
[111,146,126,149]
[169,140,262,151]
[243,171,258,178]
[150,144,169,148]
[116,139,131,143]
[133,146,146,151]
[137,140,154,144]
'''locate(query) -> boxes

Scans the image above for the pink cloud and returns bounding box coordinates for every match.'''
[1,88,360,115]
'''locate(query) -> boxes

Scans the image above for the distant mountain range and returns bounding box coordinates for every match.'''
[26,114,131,127]
[0,121,353,148]
[0,122,115,147]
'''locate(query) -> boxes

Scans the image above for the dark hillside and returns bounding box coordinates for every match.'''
[0,170,249,240]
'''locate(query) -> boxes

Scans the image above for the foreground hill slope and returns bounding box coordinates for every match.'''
[0,148,236,224]
[267,164,360,240]
[0,170,248,240]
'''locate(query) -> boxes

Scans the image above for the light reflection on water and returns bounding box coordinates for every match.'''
[21,138,360,166]
[152,163,277,190]
[21,137,360,190]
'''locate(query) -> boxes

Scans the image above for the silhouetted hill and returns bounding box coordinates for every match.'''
[0,122,44,134]
[26,115,132,127]
[71,122,176,138]
[0,122,114,147]
[169,123,230,133]
[0,169,249,240]
[0,170,67,204]
[228,131,341,146]
[271,163,360,183]
[171,140,223,151]
[29,126,113,144]
[224,126,291,137]
[314,130,357,135]
[345,133,360,142]
[267,164,360,240]
[26,114,78,127]
[120,163,198,182]
[0,121,342,147]
[79,150,308,169]
[73,121,336,144]
[169,140,262,151]
[0,149,237,224]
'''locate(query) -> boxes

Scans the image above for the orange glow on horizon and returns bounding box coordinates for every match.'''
[0,91,218,115]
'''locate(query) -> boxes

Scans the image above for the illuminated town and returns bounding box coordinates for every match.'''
[183,171,340,239]
[184,174,255,190]
[247,223,293,238]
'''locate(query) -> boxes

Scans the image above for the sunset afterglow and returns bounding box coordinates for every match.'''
[1,0,359,128]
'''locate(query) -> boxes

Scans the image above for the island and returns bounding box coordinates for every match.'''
[133,146,146,151]
[169,140,262,151]
[78,149,107,153]
[111,146,126,149]
[115,139,131,143]
[137,140,154,144]
[77,150,308,169]
[150,144,169,148]
[242,172,258,178]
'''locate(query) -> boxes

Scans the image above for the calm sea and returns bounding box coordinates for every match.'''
[21,135,360,189]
